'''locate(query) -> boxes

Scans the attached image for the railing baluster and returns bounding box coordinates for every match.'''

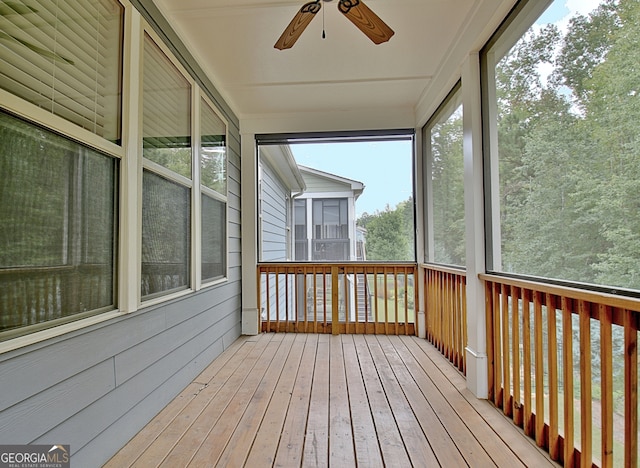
[600,304,613,468]
[404,267,409,336]
[624,308,638,468]
[494,282,503,409]
[547,293,560,460]
[523,289,533,437]
[485,280,495,403]
[331,266,339,335]
[384,269,389,335]
[374,269,379,334]
[534,290,545,448]
[502,283,511,417]
[312,267,317,333]
[562,296,575,466]
[512,286,522,427]
[579,299,593,466]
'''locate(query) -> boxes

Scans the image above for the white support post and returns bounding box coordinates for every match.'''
[413,128,426,339]
[463,53,489,398]
[119,8,142,314]
[240,132,260,335]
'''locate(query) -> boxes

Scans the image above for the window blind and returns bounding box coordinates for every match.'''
[0,0,123,142]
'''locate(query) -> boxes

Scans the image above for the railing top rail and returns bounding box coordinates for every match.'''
[257,262,418,274]
[258,261,418,267]
[480,272,640,313]
[421,263,467,276]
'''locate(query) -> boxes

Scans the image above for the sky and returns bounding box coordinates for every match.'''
[291,139,413,218]
[289,1,604,219]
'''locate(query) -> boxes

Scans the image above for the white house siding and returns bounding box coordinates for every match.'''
[302,172,352,193]
[0,1,242,466]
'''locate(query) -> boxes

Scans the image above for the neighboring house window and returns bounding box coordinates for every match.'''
[200,98,227,283]
[312,198,349,261]
[294,199,307,260]
[0,0,124,143]
[141,33,192,299]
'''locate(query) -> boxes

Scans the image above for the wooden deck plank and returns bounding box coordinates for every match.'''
[272,334,318,467]
[108,334,557,468]
[352,335,412,466]
[364,335,441,466]
[341,335,384,468]
[302,335,330,467]
[328,335,356,466]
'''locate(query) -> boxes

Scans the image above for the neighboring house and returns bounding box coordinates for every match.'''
[294,165,364,262]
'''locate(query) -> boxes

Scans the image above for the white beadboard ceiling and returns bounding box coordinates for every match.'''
[153,0,517,129]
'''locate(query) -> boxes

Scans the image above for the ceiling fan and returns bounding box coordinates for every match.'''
[274,0,394,50]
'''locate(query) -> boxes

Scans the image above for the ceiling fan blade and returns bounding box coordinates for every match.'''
[338,0,394,45]
[274,1,322,50]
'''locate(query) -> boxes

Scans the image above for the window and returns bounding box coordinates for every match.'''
[141,33,192,299]
[424,83,465,266]
[0,110,118,339]
[482,0,640,293]
[200,97,227,283]
[294,199,307,260]
[312,198,349,261]
[0,0,124,143]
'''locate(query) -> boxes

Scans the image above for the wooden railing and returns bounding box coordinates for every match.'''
[257,262,416,335]
[481,273,639,467]
[423,264,467,374]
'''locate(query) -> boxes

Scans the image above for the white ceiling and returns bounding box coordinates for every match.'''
[153,0,517,130]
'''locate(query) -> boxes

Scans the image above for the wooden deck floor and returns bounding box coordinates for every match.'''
[106,333,556,467]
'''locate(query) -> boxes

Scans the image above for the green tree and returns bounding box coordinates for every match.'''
[359,200,414,261]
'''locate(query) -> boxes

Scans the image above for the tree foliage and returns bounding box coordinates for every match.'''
[358,198,415,261]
